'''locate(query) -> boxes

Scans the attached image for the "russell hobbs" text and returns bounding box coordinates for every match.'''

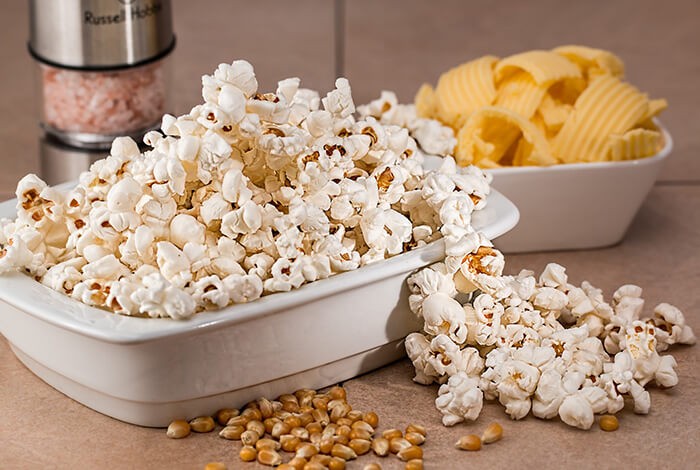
[84,2,162,25]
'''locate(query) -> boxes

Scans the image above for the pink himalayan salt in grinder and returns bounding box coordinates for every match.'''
[29,0,175,149]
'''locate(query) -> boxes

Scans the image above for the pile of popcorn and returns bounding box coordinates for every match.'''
[353,93,697,430]
[405,259,696,429]
[1,58,693,431]
[0,60,482,320]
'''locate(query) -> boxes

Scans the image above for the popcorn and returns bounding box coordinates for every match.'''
[322,78,355,118]
[359,207,412,257]
[212,60,258,98]
[649,303,697,350]
[411,119,457,156]
[532,368,566,419]
[494,359,540,419]
[191,275,230,309]
[199,193,230,226]
[435,372,484,426]
[82,254,129,281]
[424,334,484,379]
[41,258,85,294]
[221,201,264,238]
[0,234,36,274]
[1,60,693,435]
[558,393,595,430]
[532,287,568,311]
[264,258,305,293]
[420,293,469,344]
[405,332,439,385]
[408,259,695,430]
[169,214,206,248]
[156,241,193,287]
[407,263,457,316]
[131,272,196,319]
[357,90,457,157]
[223,273,263,304]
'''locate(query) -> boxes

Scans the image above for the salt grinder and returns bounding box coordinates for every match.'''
[29,0,175,149]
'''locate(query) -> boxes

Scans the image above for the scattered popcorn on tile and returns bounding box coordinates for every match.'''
[408,260,695,430]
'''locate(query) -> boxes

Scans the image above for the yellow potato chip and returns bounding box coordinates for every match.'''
[639,98,668,123]
[415,83,437,119]
[553,45,625,79]
[495,50,581,86]
[547,76,587,105]
[608,128,662,160]
[509,136,553,167]
[435,55,499,128]
[531,112,551,137]
[455,106,555,167]
[494,71,547,119]
[537,93,572,133]
[553,75,650,163]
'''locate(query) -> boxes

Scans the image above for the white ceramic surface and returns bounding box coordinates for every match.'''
[426,123,671,253]
[0,189,518,427]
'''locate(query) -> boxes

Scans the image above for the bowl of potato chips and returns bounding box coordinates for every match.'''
[416,45,671,252]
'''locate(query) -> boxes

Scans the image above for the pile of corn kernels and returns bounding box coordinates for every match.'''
[169,385,428,469]
[0,60,486,320]
[168,385,506,469]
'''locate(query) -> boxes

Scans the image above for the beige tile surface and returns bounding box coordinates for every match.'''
[0,1,39,200]
[1,2,699,469]
[344,0,700,182]
[169,0,336,115]
[1,186,698,469]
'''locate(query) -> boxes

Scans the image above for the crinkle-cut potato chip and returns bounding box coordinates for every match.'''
[455,106,555,167]
[553,45,625,79]
[435,55,498,128]
[638,98,668,124]
[415,45,666,167]
[495,50,582,86]
[608,128,662,161]
[531,112,551,138]
[537,94,572,133]
[415,83,437,119]
[547,76,587,105]
[553,75,650,163]
[494,71,547,119]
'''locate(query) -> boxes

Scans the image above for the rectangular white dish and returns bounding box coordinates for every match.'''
[0,189,518,427]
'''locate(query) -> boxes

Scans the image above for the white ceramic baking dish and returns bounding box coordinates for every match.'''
[426,123,671,253]
[490,124,672,253]
[0,189,518,427]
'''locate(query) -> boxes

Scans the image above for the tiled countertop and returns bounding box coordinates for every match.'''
[1,1,698,469]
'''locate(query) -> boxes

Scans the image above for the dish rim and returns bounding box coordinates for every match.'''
[0,189,519,345]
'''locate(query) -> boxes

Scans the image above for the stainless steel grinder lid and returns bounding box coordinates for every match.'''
[29,0,174,69]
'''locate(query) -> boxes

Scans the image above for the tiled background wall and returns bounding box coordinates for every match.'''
[1,0,699,199]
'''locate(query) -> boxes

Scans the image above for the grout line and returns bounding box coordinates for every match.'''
[655,180,700,187]
[334,0,345,78]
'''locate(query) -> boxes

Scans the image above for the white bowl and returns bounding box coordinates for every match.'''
[0,189,518,427]
[489,125,671,253]
[427,123,671,253]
